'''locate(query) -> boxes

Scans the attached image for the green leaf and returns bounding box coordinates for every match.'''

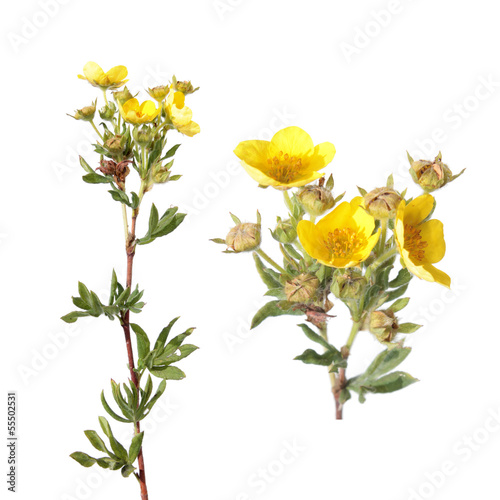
[297,323,338,354]
[100,391,132,423]
[339,388,351,405]
[144,380,167,412]
[83,173,110,184]
[364,347,412,380]
[163,143,181,159]
[79,156,94,174]
[389,268,412,288]
[389,297,410,312]
[150,365,186,380]
[130,324,150,360]
[128,432,144,463]
[250,300,302,329]
[98,417,129,462]
[121,464,136,478]
[385,283,409,302]
[70,452,96,468]
[84,430,108,454]
[78,282,91,305]
[61,311,89,323]
[397,322,422,334]
[294,349,335,366]
[154,317,180,350]
[365,371,418,393]
[253,254,281,289]
[108,188,130,205]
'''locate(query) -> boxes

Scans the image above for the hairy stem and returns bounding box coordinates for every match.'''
[255,248,288,276]
[121,194,148,500]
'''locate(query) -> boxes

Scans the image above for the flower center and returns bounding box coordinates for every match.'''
[266,151,303,183]
[404,224,428,261]
[324,228,363,259]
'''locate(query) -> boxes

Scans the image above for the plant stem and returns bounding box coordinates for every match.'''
[365,246,397,281]
[319,324,336,397]
[90,120,104,142]
[256,248,288,276]
[120,190,148,499]
[377,218,387,255]
[283,190,293,214]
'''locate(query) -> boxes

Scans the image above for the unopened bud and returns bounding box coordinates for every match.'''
[147,85,170,102]
[113,86,134,105]
[133,126,153,147]
[226,223,261,252]
[99,102,117,121]
[297,185,335,216]
[369,309,399,343]
[69,101,96,121]
[364,187,402,219]
[408,152,465,192]
[284,273,319,303]
[171,76,199,95]
[331,270,366,300]
[271,217,297,244]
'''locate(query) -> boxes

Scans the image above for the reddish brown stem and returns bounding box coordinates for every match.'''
[121,213,148,500]
[333,368,346,420]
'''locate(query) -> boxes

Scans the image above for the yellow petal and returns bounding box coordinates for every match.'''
[297,220,331,265]
[405,194,434,226]
[177,120,200,137]
[83,61,104,82]
[123,98,139,114]
[234,140,270,169]
[106,65,128,83]
[316,201,354,234]
[269,126,314,158]
[419,219,446,263]
[278,170,325,188]
[140,100,157,116]
[394,200,406,253]
[422,263,451,288]
[240,161,282,187]
[307,142,336,172]
[355,229,381,262]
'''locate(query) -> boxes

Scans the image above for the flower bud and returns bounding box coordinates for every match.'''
[271,217,297,244]
[105,135,126,155]
[133,126,153,147]
[69,101,96,121]
[99,102,117,121]
[408,152,464,192]
[113,86,134,105]
[369,309,399,343]
[296,185,335,216]
[171,76,199,95]
[284,273,320,303]
[364,187,402,219]
[147,85,170,102]
[226,223,261,252]
[152,162,171,184]
[331,269,367,300]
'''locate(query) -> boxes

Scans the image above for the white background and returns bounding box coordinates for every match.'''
[2,1,499,499]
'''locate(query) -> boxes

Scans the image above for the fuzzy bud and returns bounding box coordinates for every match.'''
[226,223,261,253]
[133,126,153,147]
[99,102,116,121]
[369,310,399,343]
[284,273,319,303]
[171,76,199,95]
[408,152,464,192]
[364,187,402,219]
[296,185,335,216]
[271,218,297,244]
[69,101,96,122]
[331,269,367,300]
[113,86,134,105]
[147,85,170,102]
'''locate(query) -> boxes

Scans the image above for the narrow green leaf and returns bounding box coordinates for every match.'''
[364,347,412,380]
[250,300,302,329]
[397,322,422,334]
[121,464,136,478]
[130,324,150,360]
[294,349,334,366]
[150,365,186,380]
[389,268,412,288]
[84,430,108,454]
[100,391,132,423]
[70,452,96,468]
[366,371,418,393]
[79,156,94,173]
[389,297,410,313]
[128,432,144,463]
[61,311,89,323]
[83,173,110,184]
[155,317,180,350]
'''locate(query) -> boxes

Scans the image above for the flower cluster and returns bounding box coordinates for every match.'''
[213,126,463,419]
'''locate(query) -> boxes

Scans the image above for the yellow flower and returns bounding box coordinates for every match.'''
[394,194,450,288]
[78,62,128,90]
[164,91,200,137]
[119,98,160,125]
[297,197,380,268]
[233,126,336,190]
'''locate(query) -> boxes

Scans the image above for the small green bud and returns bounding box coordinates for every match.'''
[152,161,172,184]
[364,187,402,219]
[331,269,367,300]
[171,75,199,95]
[226,223,261,253]
[133,126,153,147]
[284,273,319,303]
[408,152,465,192]
[297,185,335,216]
[147,85,170,102]
[99,102,117,121]
[369,309,399,343]
[105,135,126,155]
[68,100,96,122]
[271,217,297,244]
[113,86,134,105]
